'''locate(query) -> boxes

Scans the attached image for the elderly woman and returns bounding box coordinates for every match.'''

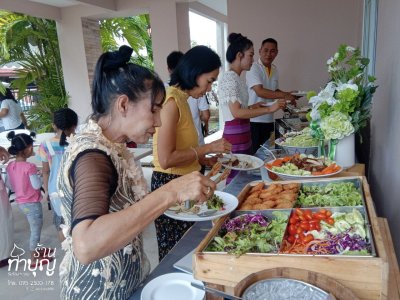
[152,46,231,260]
[57,46,216,299]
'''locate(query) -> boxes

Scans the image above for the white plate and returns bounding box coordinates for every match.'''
[260,100,277,107]
[141,273,204,300]
[218,153,264,171]
[291,91,307,97]
[265,160,343,180]
[164,191,238,222]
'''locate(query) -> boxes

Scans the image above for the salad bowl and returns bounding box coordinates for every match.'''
[265,154,343,181]
[275,137,318,156]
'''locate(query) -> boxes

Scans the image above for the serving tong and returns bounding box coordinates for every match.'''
[183,163,231,216]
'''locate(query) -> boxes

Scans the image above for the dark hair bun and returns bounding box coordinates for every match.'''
[6,131,15,140]
[228,33,244,44]
[8,146,17,156]
[7,132,35,155]
[103,45,134,71]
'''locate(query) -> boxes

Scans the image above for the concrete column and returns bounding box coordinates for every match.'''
[81,18,103,91]
[148,0,180,82]
[176,2,191,53]
[56,15,92,122]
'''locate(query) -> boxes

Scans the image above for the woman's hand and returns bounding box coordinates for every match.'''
[205,138,231,154]
[162,171,217,205]
[271,99,286,112]
[0,146,10,163]
[200,155,220,167]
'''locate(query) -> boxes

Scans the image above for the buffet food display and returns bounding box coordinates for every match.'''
[265,154,342,180]
[194,176,390,300]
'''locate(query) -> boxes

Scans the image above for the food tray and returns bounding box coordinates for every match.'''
[203,209,291,255]
[193,176,390,299]
[297,177,371,225]
[203,206,376,257]
[280,206,376,257]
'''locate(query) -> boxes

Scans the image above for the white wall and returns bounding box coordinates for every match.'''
[227,0,363,99]
[370,0,400,259]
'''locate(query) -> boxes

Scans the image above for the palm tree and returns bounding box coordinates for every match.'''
[0,10,68,132]
[0,11,153,131]
[100,14,153,69]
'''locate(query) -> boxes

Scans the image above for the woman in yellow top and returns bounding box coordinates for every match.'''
[152,46,231,260]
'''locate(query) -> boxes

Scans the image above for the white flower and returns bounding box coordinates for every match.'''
[310,107,321,120]
[336,82,358,92]
[327,57,334,65]
[334,52,339,59]
[309,95,324,105]
[91,269,100,277]
[346,46,355,52]
[328,65,338,72]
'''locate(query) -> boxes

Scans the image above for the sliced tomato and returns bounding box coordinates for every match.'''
[303,234,314,244]
[299,221,310,231]
[295,208,303,216]
[288,224,297,235]
[287,235,295,244]
[325,217,335,225]
[313,212,327,220]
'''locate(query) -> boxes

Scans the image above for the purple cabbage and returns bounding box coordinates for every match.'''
[223,214,269,232]
[308,230,371,254]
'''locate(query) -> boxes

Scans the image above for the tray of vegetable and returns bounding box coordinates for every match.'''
[275,128,319,156]
[193,176,390,300]
[296,178,365,208]
[280,207,375,257]
[265,154,342,180]
[204,211,290,256]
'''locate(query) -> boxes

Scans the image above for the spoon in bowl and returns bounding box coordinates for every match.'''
[260,144,277,160]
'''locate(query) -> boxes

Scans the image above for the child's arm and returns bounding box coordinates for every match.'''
[5,174,12,190]
[29,173,42,190]
[41,162,50,194]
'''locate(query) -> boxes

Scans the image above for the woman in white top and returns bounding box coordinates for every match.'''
[217,33,286,183]
[0,88,28,130]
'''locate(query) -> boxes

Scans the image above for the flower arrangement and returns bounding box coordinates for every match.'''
[307,45,377,158]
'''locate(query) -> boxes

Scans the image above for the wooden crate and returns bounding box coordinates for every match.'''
[193,176,392,300]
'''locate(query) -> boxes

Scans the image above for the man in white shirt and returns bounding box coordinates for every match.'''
[246,38,297,154]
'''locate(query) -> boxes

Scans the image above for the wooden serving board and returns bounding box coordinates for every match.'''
[193,176,395,300]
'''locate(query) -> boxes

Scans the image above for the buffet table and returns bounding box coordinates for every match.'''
[130,146,399,300]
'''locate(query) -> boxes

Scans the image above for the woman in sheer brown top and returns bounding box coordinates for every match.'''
[57,46,216,299]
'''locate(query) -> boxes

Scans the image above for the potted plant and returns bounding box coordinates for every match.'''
[307,45,377,168]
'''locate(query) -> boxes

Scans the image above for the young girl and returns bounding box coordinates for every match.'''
[5,131,48,267]
[38,108,78,242]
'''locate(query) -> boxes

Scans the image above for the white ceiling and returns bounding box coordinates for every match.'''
[28,0,80,7]
[24,0,227,15]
